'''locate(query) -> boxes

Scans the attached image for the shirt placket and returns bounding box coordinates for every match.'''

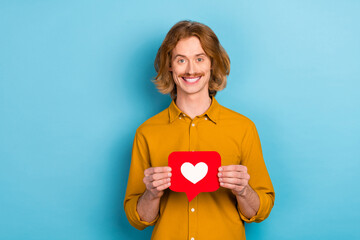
[188,117,198,240]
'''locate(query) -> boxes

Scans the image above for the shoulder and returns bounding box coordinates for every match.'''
[136,108,169,136]
[218,104,255,128]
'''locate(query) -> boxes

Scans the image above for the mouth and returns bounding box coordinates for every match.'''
[181,76,202,84]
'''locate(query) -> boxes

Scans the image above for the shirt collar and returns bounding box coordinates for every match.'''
[168,99,183,123]
[168,97,220,124]
[203,97,219,123]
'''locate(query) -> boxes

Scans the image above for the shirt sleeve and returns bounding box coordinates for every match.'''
[238,122,275,223]
[123,130,159,230]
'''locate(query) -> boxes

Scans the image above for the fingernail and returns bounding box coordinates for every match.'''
[168,167,172,171]
[220,182,224,186]
[219,178,222,182]
[168,173,172,177]
[219,167,223,171]
[218,173,222,177]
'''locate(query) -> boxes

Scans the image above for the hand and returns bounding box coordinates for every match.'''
[143,166,172,200]
[218,165,250,196]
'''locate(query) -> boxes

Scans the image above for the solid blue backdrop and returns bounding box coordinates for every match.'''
[1,1,359,239]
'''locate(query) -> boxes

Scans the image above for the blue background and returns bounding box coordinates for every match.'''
[1,0,359,239]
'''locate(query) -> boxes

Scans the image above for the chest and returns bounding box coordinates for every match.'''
[146,120,244,167]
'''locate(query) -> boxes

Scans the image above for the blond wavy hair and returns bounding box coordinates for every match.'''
[153,20,230,99]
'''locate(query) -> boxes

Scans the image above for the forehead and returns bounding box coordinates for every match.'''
[172,36,206,56]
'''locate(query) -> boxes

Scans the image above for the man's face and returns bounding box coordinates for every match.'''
[169,36,212,99]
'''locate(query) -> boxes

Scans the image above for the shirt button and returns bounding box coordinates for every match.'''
[191,238,195,240]
[191,123,195,127]
[183,113,186,117]
[205,117,208,120]
[179,117,182,119]
[191,208,195,212]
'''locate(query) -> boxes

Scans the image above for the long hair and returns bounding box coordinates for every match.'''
[153,20,230,99]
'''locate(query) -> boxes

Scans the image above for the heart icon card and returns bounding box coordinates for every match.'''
[168,151,221,201]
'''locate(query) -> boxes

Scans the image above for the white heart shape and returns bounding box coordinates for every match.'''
[180,162,208,184]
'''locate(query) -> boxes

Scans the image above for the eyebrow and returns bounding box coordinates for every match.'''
[173,53,207,59]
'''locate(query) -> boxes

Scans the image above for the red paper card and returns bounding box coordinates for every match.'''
[168,151,221,201]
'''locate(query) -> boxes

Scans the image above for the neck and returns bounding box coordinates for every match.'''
[175,92,212,119]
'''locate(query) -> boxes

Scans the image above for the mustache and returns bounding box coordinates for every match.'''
[179,72,205,78]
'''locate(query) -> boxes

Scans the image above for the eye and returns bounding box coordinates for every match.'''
[178,58,185,63]
[196,57,204,62]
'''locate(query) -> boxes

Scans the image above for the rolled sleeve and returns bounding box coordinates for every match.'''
[239,122,275,223]
[124,129,158,230]
[239,189,275,223]
[124,194,159,230]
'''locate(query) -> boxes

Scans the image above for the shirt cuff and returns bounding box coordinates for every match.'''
[238,189,274,223]
[125,194,159,230]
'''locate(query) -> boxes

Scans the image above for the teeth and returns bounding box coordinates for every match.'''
[183,76,201,83]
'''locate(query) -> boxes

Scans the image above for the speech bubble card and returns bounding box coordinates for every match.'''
[168,151,221,201]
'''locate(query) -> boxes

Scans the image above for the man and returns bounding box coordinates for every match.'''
[124,20,275,240]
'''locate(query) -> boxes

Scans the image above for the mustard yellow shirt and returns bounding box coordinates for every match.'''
[124,97,275,240]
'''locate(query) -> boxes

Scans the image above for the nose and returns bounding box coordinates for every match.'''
[185,60,196,75]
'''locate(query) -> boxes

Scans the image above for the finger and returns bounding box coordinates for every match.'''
[155,182,171,191]
[219,182,244,192]
[144,172,172,182]
[152,172,172,181]
[147,180,171,191]
[144,166,172,176]
[218,171,250,180]
[144,177,163,189]
[219,165,247,173]
[219,177,248,186]
[152,178,171,188]
[146,180,166,191]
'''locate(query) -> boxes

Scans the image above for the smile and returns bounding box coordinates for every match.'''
[182,76,201,84]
